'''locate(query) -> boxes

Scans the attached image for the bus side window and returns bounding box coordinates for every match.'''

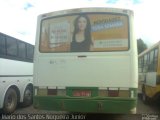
[148,48,158,72]
[143,54,148,72]
[148,50,154,72]
[6,37,18,57]
[138,57,143,73]
[141,56,144,72]
[26,44,34,61]
[0,34,6,55]
[18,41,26,59]
[154,48,158,71]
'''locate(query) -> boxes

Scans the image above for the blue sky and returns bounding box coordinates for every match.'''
[0,0,160,46]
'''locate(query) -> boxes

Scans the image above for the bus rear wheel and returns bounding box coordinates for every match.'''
[22,86,33,107]
[142,86,150,104]
[3,88,17,114]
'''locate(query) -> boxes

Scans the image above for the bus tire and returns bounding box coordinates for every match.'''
[22,86,33,107]
[142,86,150,104]
[142,93,149,104]
[3,88,17,114]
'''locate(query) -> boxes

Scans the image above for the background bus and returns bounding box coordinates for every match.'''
[33,7,138,113]
[138,41,160,104]
[0,32,34,113]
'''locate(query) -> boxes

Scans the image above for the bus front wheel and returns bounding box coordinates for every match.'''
[3,88,17,114]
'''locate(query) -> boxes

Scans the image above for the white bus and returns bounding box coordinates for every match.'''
[0,32,34,113]
[34,7,138,113]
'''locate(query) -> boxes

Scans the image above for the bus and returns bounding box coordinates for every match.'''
[138,41,160,104]
[0,32,34,113]
[33,7,138,113]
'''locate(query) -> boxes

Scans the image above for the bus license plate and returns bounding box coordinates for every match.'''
[73,90,91,97]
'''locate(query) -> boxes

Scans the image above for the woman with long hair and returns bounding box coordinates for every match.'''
[71,14,92,52]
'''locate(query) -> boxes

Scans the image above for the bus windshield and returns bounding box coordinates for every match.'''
[40,13,129,52]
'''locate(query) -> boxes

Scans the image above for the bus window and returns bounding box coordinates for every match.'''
[6,37,17,56]
[154,48,158,71]
[143,54,148,72]
[18,41,26,59]
[141,57,144,72]
[40,13,129,52]
[148,50,154,72]
[138,57,143,73]
[26,44,34,60]
[0,34,6,55]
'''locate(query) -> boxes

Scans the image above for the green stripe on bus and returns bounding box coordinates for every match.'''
[33,96,137,113]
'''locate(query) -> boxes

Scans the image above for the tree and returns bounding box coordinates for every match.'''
[137,38,147,54]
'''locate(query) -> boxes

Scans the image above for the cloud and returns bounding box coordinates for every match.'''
[0,0,37,44]
[132,0,142,4]
[24,2,33,10]
[133,0,160,46]
[106,0,142,4]
[106,0,119,4]
[102,0,160,46]
[0,0,160,46]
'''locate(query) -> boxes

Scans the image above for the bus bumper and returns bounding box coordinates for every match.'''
[33,96,137,114]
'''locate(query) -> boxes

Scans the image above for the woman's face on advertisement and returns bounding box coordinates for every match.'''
[78,17,87,31]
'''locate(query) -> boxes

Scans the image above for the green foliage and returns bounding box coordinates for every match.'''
[137,38,147,54]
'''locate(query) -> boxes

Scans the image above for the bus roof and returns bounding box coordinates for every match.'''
[138,41,160,57]
[38,7,133,19]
